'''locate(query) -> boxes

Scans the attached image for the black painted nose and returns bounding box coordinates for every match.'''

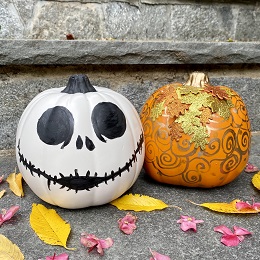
[76,135,95,151]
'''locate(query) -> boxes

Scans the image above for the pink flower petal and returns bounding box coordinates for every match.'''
[253,203,260,210]
[221,234,241,247]
[99,238,114,249]
[149,249,171,260]
[236,199,260,211]
[2,205,20,221]
[214,225,251,247]
[0,205,20,225]
[213,225,233,235]
[0,175,4,184]
[245,163,259,173]
[177,215,203,232]
[80,233,113,255]
[80,233,98,248]
[45,253,69,260]
[236,201,252,210]
[118,213,137,235]
[180,220,197,232]
[233,226,252,236]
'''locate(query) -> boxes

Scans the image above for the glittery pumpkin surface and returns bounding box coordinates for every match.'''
[140,80,251,188]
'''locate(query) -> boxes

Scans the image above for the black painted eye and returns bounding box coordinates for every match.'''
[37,106,74,149]
[91,102,126,143]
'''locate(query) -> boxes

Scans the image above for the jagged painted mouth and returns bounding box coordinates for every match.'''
[17,133,144,193]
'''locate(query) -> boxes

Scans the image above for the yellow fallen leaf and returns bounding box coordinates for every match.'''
[0,234,24,260]
[189,199,260,213]
[6,171,24,197]
[110,194,169,212]
[30,204,74,250]
[0,190,5,199]
[252,171,260,190]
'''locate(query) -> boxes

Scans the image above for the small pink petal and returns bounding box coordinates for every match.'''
[80,233,98,248]
[99,238,114,249]
[221,234,241,247]
[233,226,252,236]
[80,233,113,255]
[213,225,233,235]
[253,203,260,210]
[177,215,203,232]
[0,205,20,225]
[245,163,259,173]
[0,175,4,183]
[215,225,251,247]
[45,253,69,260]
[149,249,171,260]
[2,205,20,221]
[235,201,252,210]
[236,199,260,211]
[180,220,197,232]
[118,213,137,235]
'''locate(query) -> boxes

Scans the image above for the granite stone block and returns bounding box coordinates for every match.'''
[102,2,170,40]
[235,6,260,41]
[168,5,236,41]
[1,0,260,41]
[26,2,102,40]
[0,0,24,39]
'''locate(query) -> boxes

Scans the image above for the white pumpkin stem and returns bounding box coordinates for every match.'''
[184,72,210,88]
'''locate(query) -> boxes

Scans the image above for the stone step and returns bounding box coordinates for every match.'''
[0,39,259,150]
[1,40,260,65]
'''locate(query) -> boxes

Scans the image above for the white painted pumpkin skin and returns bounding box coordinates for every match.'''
[16,75,144,209]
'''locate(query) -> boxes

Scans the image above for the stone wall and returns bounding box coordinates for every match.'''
[1,0,260,41]
[0,0,260,150]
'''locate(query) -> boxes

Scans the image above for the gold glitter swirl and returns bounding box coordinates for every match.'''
[237,130,251,153]
[220,153,240,174]
[182,158,210,184]
[145,140,159,163]
[142,118,154,139]
[201,138,221,156]
[174,138,196,155]
[183,171,202,184]
[222,129,236,155]
[157,152,180,169]
[233,97,251,124]
[140,101,151,120]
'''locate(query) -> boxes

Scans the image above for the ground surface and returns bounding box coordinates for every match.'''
[0,133,260,260]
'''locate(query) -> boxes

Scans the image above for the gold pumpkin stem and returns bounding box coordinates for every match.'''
[184,72,210,88]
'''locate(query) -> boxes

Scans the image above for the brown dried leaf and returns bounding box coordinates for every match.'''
[204,85,230,100]
[169,122,183,141]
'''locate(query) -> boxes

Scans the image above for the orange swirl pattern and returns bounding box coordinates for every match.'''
[140,80,251,188]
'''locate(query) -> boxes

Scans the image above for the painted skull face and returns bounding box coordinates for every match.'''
[16,75,144,209]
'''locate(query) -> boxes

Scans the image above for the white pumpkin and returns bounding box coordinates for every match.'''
[16,74,144,209]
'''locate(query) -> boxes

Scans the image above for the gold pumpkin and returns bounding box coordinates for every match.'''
[140,72,251,188]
